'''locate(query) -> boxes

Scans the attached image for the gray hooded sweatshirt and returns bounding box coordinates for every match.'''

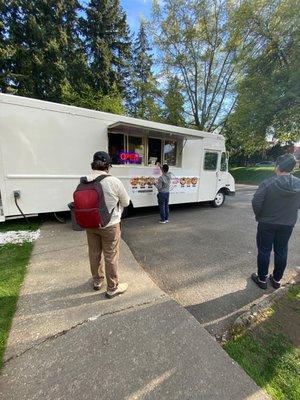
[252,174,300,226]
[155,172,172,193]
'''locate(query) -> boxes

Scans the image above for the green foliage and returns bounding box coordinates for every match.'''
[226,0,300,154]
[62,82,124,114]
[129,19,161,121]
[1,0,299,143]
[162,76,186,127]
[152,0,242,131]
[0,0,127,114]
[81,0,132,96]
[0,0,9,90]
[2,1,87,102]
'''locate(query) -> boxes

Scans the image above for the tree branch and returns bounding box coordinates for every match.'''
[208,67,235,131]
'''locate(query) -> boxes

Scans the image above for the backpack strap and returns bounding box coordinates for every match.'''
[79,174,111,184]
[94,174,111,183]
[93,174,119,219]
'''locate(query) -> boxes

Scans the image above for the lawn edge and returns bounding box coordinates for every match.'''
[221,269,300,343]
[0,239,37,370]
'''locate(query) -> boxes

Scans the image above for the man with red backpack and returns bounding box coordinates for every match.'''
[74,151,130,298]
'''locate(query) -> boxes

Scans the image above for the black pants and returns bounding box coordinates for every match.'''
[256,222,293,281]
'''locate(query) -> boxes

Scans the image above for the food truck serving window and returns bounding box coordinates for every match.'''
[204,152,218,170]
[164,140,178,166]
[128,136,144,164]
[148,138,162,165]
[108,132,182,167]
[108,133,125,164]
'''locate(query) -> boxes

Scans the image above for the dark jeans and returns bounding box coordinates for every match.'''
[157,192,169,222]
[256,222,293,282]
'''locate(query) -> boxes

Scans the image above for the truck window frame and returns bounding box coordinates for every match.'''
[220,152,228,171]
[108,132,182,167]
[204,151,219,171]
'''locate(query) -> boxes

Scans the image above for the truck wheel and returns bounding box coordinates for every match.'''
[212,191,225,207]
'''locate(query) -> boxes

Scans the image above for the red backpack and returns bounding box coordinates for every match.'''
[73,175,113,229]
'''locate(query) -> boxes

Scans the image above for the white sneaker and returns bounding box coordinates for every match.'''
[158,220,167,224]
[93,281,103,291]
[106,283,128,298]
[165,220,169,223]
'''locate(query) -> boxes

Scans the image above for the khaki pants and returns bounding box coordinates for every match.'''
[86,223,121,291]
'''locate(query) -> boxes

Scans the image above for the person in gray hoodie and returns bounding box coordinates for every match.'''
[251,154,300,289]
[154,163,172,224]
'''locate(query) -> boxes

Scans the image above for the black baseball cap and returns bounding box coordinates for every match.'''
[93,151,112,165]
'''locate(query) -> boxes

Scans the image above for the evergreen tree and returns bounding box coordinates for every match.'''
[61,0,89,96]
[4,1,28,94]
[130,19,161,121]
[162,76,185,126]
[81,0,131,95]
[0,0,9,91]
[62,83,124,115]
[5,0,87,102]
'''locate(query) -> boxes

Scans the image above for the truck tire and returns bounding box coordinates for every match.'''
[212,190,225,207]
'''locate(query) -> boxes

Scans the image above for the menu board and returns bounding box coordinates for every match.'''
[129,176,199,196]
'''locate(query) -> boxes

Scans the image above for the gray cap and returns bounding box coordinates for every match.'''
[276,154,296,172]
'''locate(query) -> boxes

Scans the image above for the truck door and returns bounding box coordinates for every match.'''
[216,152,228,190]
[0,140,5,221]
[199,150,219,201]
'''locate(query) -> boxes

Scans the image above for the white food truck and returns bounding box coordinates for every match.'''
[0,94,235,221]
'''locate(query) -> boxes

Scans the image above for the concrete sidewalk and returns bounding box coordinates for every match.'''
[0,222,268,400]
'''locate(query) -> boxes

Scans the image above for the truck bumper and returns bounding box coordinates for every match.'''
[227,190,235,196]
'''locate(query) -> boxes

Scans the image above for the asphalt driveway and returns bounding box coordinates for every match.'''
[122,185,300,337]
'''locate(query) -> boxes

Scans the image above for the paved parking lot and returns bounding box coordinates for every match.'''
[122,186,300,336]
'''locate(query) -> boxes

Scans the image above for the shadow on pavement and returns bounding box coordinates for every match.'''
[185,278,270,334]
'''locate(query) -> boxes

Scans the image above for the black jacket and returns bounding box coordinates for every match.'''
[252,174,300,226]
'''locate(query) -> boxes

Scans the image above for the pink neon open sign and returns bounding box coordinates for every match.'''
[119,151,142,164]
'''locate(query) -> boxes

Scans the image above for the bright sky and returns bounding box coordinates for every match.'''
[120,0,152,34]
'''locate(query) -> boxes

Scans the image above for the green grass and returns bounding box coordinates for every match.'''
[225,332,300,400]
[0,219,40,369]
[229,167,300,185]
[285,284,300,302]
[224,286,300,400]
[0,219,40,233]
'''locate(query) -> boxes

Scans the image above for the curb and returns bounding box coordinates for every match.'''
[221,269,300,343]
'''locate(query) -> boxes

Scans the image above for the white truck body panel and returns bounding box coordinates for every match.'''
[0,94,235,220]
